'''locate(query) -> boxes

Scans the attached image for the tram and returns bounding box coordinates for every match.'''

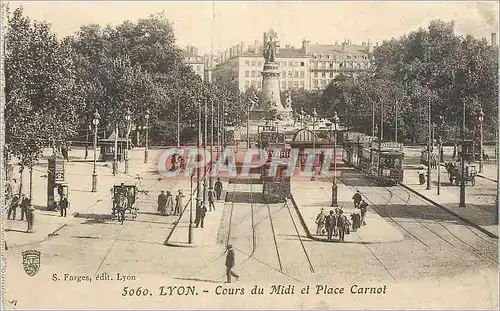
[258,126,291,203]
[344,134,404,186]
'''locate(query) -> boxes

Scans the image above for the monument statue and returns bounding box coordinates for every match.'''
[263,29,280,63]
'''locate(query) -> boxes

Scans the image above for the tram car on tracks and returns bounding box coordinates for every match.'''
[111,182,139,224]
[344,135,404,186]
[258,126,291,203]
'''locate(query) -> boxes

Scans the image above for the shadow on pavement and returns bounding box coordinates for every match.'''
[173,277,223,284]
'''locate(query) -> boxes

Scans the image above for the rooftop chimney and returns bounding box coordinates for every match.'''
[302,40,311,54]
[491,33,497,46]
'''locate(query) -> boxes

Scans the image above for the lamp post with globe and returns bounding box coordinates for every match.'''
[91,110,100,192]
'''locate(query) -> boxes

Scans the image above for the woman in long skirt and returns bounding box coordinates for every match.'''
[165,191,174,216]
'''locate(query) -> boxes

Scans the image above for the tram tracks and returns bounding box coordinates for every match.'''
[323,173,496,265]
[384,187,497,264]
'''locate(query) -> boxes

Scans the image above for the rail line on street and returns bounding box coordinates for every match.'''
[330,175,431,248]
[386,187,497,264]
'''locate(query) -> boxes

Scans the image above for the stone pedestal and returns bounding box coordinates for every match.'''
[250,62,293,121]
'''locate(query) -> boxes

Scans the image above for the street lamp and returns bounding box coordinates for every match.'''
[91,110,100,192]
[479,108,484,173]
[331,111,340,207]
[144,109,150,163]
[125,109,132,174]
[189,171,194,244]
[177,100,180,148]
[311,108,318,181]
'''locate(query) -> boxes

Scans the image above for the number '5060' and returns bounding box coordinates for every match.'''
[122,286,150,296]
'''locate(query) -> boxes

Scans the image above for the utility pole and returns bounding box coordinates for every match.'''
[210,98,214,189]
[197,101,202,212]
[459,97,466,207]
[395,98,398,143]
[427,98,431,190]
[203,100,208,207]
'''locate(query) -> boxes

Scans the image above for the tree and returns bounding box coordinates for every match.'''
[5,8,80,167]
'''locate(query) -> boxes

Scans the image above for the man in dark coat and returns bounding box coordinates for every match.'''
[195,202,201,227]
[8,195,20,220]
[336,210,346,242]
[325,210,336,242]
[195,203,207,228]
[352,190,362,209]
[20,194,30,221]
[214,178,223,201]
[225,245,239,283]
[157,190,167,215]
[59,194,69,217]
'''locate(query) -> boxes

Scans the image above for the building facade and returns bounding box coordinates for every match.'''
[213,38,373,92]
[182,46,205,81]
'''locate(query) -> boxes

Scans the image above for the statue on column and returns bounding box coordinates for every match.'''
[263,29,280,63]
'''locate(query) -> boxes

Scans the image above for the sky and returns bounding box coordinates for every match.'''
[7,1,500,54]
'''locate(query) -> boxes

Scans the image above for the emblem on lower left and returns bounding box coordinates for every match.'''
[22,250,41,277]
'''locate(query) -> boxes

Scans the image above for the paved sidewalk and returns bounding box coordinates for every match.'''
[402,165,498,238]
[290,179,405,244]
[165,177,227,247]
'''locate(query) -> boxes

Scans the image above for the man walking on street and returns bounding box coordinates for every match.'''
[198,204,207,228]
[315,208,326,235]
[8,195,20,220]
[336,210,346,242]
[352,190,362,209]
[325,210,336,242]
[208,187,216,211]
[225,245,239,283]
[59,194,69,217]
[20,194,29,221]
[214,178,223,201]
[157,190,167,215]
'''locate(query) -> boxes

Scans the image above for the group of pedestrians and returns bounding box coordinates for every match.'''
[6,194,36,233]
[314,190,368,242]
[156,178,224,229]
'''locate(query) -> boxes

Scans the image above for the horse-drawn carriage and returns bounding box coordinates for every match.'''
[445,162,477,186]
[111,182,139,224]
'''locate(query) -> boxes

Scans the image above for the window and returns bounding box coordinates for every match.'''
[251,61,256,66]
[313,80,318,87]
[330,72,334,78]
[245,70,249,77]
[330,62,334,68]
[288,71,292,77]
[282,71,286,78]
[281,61,286,67]
[314,72,318,78]
[321,80,327,86]
[300,71,304,78]
[288,61,293,66]
[251,71,255,77]
[282,81,286,89]
[245,60,250,66]
[314,62,318,68]
[322,62,326,68]
[294,61,299,66]
[300,81,305,88]
[322,72,326,78]
[245,81,250,88]
[294,71,299,78]
[288,81,293,88]
[258,81,262,89]
[300,61,305,66]
[294,81,299,88]
[251,81,256,87]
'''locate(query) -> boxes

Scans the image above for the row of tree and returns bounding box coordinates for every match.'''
[5,7,250,170]
[290,20,498,144]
